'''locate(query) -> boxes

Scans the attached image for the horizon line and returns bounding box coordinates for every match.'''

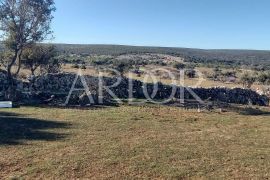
[47,42,270,51]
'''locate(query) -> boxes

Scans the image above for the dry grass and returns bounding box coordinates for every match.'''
[0,105,270,179]
[63,65,261,89]
[3,64,263,90]
[62,65,243,88]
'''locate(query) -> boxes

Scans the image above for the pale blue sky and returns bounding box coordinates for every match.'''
[52,0,270,50]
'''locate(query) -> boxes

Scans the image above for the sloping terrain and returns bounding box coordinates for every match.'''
[2,43,270,67]
[54,44,270,66]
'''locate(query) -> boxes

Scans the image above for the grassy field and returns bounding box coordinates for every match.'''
[0,105,270,179]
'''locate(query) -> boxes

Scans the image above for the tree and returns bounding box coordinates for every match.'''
[0,51,13,70]
[112,60,132,77]
[185,69,196,78]
[21,44,58,76]
[0,0,55,82]
[173,62,185,70]
[223,71,237,78]
[115,62,129,76]
[213,67,222,79]
[257,71,270,85]
[41,57,61,74]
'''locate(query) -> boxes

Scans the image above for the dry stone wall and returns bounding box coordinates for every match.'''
[0,72,269,106]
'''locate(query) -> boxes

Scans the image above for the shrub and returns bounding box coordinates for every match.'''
[173,62,186,70]
[185,69,196,78]
[257,71,270,85]
[81,64,87,70]
[72,64,80,69]
[240,72,256,88]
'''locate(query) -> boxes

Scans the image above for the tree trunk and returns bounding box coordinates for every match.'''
[31,68,35,76]
[14,49,23,77]
[7,51,18,82]
[5,49,19,101]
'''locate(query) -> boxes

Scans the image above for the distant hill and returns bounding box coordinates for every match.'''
[54,43,270,57]
[54,44,270,68]
[1,43,270,68]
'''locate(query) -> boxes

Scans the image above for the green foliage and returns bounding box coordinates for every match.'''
[0,0,56,78]
[71,64,80,69]
[0,51,13,69]
[240,72,256,88]
[257,71,270,85]
[44,58,62,74]
[173,62,186,70]
[0,0,56,46]
[113,61,132,76]
[3,43,270,71]
[223,71,237,77]
[52,44,270,70]
[185,69,196,78]
[81,64,87,70]
[22,45,58,75]
[213,67,222,78]
[91,57,113,66]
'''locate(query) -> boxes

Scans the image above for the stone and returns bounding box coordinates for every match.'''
[0,72,269,106]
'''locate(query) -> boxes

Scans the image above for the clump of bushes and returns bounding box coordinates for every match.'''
[173,62,185,70]
[72,64,80,69]
[185,69,196,78]
[257,71,270,85]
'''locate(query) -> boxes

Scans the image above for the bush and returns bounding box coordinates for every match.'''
[21,45,59,76]
[41,58,62,74]
[213,67,222,78]
[81,64,87,70]
[223,71,237,77]
[185,69,196,78]
[240,72,256,88]
[257,71,270,85]
[72,64,79,69]
[173,62,185,70]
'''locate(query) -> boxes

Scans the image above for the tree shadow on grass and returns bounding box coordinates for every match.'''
[0,111,71,145]
[23,102,120,110]
[228,106,270,116]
